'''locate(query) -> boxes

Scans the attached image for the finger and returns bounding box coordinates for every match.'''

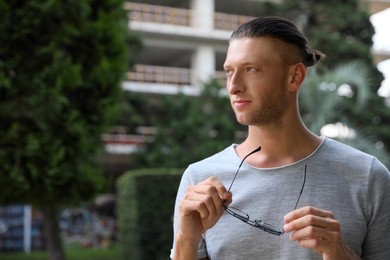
[223,192,233,206]
[187,183,226,216]
[201,176,230,201]
[179,197,210,219]
[297,237,328,252]
[186,188,222,217]
[284,214,340,233]
[284,206,334,224]
[296,236,346,257]
[289,224,342,243]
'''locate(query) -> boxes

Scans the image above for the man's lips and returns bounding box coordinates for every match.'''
[232,99,251,109]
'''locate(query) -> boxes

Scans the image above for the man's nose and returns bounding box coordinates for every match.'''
[227,71,244,95]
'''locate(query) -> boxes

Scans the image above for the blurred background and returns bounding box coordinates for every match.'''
[1,0,389,259]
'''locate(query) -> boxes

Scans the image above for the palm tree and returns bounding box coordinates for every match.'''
[299,61,389,166]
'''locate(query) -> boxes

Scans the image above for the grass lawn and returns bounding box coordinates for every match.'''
[0,246,121,260]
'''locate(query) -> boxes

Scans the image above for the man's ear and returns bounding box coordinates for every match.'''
[288,63,306,92]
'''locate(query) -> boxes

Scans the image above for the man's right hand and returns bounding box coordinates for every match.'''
[173,176,232,260]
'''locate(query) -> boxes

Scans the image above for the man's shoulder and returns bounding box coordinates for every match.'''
[189,144,236,168]
[320,137,389,175]
[181,144,237,183]
[321,137,375,160]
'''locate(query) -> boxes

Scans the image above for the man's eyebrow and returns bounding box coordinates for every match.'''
[224,61,263,68]
[240,61,260,66]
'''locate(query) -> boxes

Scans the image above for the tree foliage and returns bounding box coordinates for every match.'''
[300,61,372,133]
[263,0,377,77]
[131,80,244,169]
[0,0,133,258]
[0,0,130,205]
[300,62,390,166]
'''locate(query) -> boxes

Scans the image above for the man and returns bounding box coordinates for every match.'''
[171,17,390,260]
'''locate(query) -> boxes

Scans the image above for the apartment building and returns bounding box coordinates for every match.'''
[100,0,269,173]
[123,0,270,95]
[100,0,390,174]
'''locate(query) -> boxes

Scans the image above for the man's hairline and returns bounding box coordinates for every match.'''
[228,36,303,66]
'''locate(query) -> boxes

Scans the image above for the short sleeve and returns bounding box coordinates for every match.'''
[361,158,390,259]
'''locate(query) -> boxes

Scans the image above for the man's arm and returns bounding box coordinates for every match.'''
[172,177,232,260]
[173,232,203,260]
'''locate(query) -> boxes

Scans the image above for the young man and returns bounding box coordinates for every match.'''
[171,17,390,260]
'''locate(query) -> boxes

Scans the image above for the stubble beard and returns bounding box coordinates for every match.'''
[235,92,289,127]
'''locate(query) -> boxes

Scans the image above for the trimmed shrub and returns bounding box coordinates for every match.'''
[117,168,183,260]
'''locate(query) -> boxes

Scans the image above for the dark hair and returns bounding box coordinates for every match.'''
[230,16,324,67]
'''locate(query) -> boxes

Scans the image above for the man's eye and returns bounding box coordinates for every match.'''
[247,67,257,72]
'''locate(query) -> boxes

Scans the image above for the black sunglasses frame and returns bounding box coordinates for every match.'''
[224,146,307,236]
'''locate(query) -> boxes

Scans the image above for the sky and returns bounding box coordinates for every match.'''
[371,8,390,99]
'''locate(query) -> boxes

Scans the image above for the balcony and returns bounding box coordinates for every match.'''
[124,2,192,27]
[123,64,226,94]
[101,126,155,154]
[127,64,192,85]
[122,2,250,95]
[363,0,390,13]
[214,12,255,31]
[125,2,255,31]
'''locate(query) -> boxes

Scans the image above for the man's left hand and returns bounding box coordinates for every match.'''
[283,206,360,260]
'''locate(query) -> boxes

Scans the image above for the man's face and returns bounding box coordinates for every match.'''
[223,37,295,127]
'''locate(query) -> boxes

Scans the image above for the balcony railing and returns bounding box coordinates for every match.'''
[124,2,192,26]
[102,133,146,154]
[214,12,255,31]
[127,64,192,85]
[102,133,148,145]
[102,126,155,154]
[125,2,255,31]
[127,64,227,89]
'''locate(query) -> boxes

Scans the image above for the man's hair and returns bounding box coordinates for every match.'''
[230,16,324,67]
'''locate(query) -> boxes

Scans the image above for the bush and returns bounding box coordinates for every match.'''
[0,247,120,260]
[117,168,183,260]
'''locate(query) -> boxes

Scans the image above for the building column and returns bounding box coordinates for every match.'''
[190,0,214,29]
[190,0,215,86]
[192,46,215,86]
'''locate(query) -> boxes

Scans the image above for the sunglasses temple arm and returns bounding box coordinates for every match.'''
[293,164,307,211]
[227,146,261,193]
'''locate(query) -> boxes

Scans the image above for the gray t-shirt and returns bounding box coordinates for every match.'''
[171,137,390,259]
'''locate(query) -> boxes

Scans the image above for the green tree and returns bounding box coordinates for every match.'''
[132,79,244,168]
[0,1,133,259]
[301,62,371,134]
[300,61,390,166]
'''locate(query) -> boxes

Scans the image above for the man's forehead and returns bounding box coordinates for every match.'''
[226,37,300,65]
[225,38,279,63]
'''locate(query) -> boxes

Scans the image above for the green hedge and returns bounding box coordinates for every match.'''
[117,168,183,260]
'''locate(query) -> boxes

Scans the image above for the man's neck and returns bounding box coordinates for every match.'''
[236,123,321,168]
